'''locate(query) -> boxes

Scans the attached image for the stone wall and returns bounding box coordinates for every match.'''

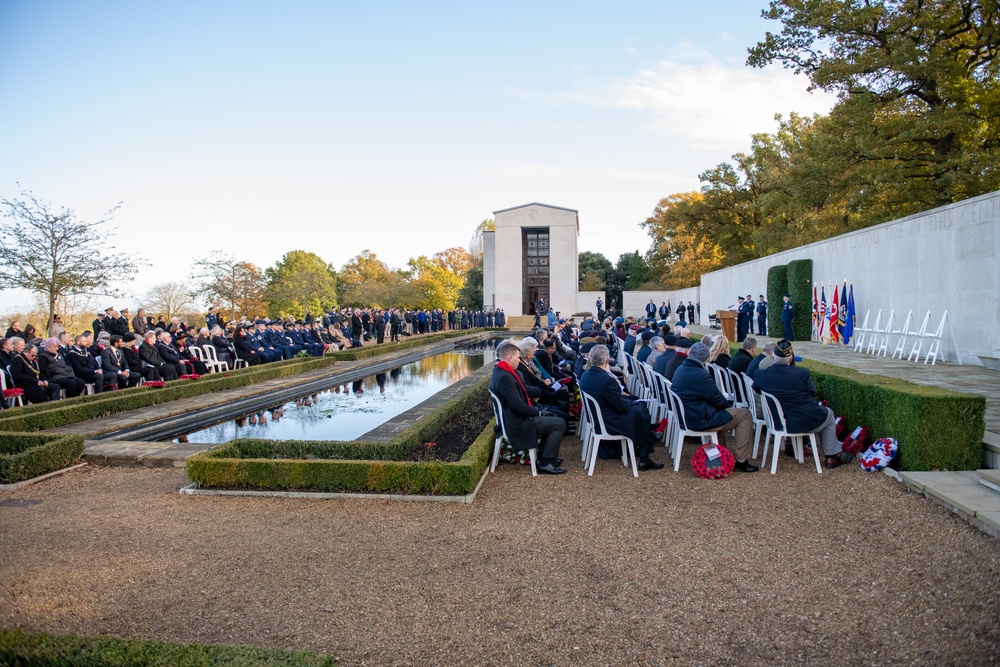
[622,288,702,323]
[699,190,1000,365]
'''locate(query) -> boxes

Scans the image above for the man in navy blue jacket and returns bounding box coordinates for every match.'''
[670,342,759,472]
[579,344,663,470]
[751,340,843,468]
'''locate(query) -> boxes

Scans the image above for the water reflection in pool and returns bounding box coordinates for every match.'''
[173,342,496,443]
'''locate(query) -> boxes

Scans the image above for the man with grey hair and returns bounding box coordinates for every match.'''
[746,341,775,380]
[646,336,666,367]
[753,340,844,468]
[489,339,567,474]
[671,342,759,472]
[580,343,664,470]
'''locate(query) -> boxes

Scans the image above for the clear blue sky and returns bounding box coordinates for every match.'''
[0,1,834,312]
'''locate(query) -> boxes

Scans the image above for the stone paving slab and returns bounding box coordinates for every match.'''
[898,470,1000,538]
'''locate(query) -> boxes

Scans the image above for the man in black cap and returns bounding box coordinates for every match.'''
[753,339,844,468]
[756,295,767,337]
[781,294,794,340]
[653,334,677,376]
[736,296,750,342]
[636,330,655,364]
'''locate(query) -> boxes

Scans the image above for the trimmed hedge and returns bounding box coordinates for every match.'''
[0,355,339,434]
[786,258,813,341]
[186,377,495,495]
[0,628,334,667]
[801,359,985,470]
[0,433,84,484]
[766,264,788,338]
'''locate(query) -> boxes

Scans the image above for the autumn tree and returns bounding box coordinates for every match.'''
[748,0,1000,210]
[578,251,613,291]
[337,250,409,308]
[264,250,338,319]
[144,282,194,321]
[642,192,726,289]
[0,186,136,330]
[192,253,267,321]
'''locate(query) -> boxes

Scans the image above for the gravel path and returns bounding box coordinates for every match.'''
[1,446,998,666]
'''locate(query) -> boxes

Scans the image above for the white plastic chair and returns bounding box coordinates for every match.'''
[581,392,638,477]
[0,371,24,407]
[707,363,735,402]
[488,390,537,476]
[726,368,749,409]
[759,390,822,475]
[666,387,721,472]
[198,345,227,373]
[740,373,767,460]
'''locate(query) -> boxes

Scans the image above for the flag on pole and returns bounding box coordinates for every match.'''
[818,285,829,344]
[838,281,849,344]
[812,284,819,341]
[844,282,855,344]
[829,284,840,345]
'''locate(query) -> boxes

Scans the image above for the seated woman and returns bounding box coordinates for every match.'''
[516,337,570,421]
[174,335,210,375]
[211,326,235,365]
[707,334,731,367]
[10,344,62,403]
[578,344,663,470]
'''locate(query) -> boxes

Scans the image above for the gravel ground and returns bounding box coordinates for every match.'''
[1,443,998,667]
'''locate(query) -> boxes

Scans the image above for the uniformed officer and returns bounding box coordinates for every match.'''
[782,293,794,341]
[756,295,767,337]
[745,295,756,334]
[736,296,750,342]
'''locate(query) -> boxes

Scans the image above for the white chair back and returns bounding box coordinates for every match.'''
[488,389,537,476]
[580,392,638,477]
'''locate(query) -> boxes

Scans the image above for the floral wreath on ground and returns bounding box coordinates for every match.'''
[499,440,531,465]
[144,380,166,388]
[841,426,872,455]
[179,374,201,380]
[691,443,735,479]
[859,437,897,472]
[2,388,24,398]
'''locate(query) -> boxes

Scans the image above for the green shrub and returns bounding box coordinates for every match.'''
[0,433,84,484]
[186,378,496,495]
[0,627,335,666]
[766,264,788,338]
[328,329,496,361]
[786,259,813,341]
[801,359,985,470]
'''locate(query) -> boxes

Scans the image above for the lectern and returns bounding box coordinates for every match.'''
[717,310,737,342]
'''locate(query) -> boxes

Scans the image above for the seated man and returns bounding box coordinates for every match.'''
[728,336,757,376]
[646,336,666,368]
[579,344,664,470]
[653,335,677,376]
[10,343,62,402]
[662,338,689,381]
[635,331,655,364]
[751,339,845,468]
[155,331,188,378]
[670,342,759,472]
[139,332,178,380]
[489,339,567,474]
[746,342,775,380]
[102,335,140,388]
[38,338,86,397]
[67,333,113,392]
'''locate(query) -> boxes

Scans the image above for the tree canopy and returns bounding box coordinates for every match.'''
[264,250,338,318]
[192,253,267,321]
[0,186,134,329]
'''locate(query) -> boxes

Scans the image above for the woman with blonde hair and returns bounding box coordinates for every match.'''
[707,334,731,367]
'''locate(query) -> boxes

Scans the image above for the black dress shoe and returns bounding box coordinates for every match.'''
[552,457,563,466]
[734,460,760,472]
[536,462,567,475]
[824,456,843,469]
[638,460,665,471]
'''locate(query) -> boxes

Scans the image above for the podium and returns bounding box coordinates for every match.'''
[717,310,737,342]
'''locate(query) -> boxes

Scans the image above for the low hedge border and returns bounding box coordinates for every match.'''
[186,377,495,495]
[0,432,85,484]
[0,627,335,667]
[0,355,340,434]
[698,336,985,471]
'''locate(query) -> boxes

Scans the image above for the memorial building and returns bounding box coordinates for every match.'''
[482,203,580,316]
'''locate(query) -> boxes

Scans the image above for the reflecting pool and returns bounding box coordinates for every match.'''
[173,342,496,443]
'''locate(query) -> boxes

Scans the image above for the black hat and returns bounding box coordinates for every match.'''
[783,293,790,297]
[774,339,794,358]
[580,342,596,353]
[640,331,654,341]
[759,294,765,299]
[676,338,693,349]
[664,334,677,346]
[738,296,745,301]
[123,333,136,342]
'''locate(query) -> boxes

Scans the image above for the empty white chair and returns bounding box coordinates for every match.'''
[759,390,822,475]
[865,310,883,355]
[581,392,638,477]
[907,310,932,362]
[740,373,767,460]
[0,371,24,407]
[853,309,871,353]
[197,345,226,373]
[707,363,735,402]
[488,389,537,477]
[666,387,721,472]
[891,310,913,359]
[876,309,895,357]
[726,368,749,409]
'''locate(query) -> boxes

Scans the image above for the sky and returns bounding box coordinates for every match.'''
[0,1,836,313]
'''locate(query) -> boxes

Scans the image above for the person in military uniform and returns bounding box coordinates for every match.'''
[686,301,695,324]
[782,293,794,340]
[756,295,767,337]
[736,296,750,342]
[745,294,756,334]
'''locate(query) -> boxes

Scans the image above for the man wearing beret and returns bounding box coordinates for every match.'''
[636,330,655,364]
[671,342,759,472]
[752,340,844,468]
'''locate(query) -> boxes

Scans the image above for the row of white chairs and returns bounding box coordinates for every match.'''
[851,309,957,365]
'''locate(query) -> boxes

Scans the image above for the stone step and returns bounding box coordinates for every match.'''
[898,470,1000,538]
[978,468,1000,494]
[504,316,537,330]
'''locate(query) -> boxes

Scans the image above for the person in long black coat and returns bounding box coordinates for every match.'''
[351,310,364,347]
[101,336,140,387]
[124,334,162,382]
[10,345,61,403]
[38,339,86,397]
[233,327,262,366]
[578,344,662,470]
[489,340,566,474]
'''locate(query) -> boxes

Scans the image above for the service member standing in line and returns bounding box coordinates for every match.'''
[782,293,794,341]
[756,295,767,337]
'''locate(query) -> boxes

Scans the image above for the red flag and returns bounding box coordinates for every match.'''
[829,285,840,344]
